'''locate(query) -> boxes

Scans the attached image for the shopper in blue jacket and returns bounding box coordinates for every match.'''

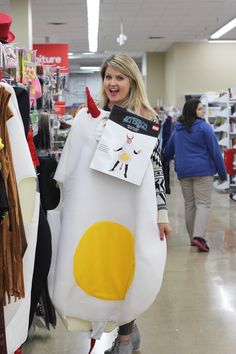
[163,99,227,252]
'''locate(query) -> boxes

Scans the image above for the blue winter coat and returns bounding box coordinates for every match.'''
[163,118,227,181]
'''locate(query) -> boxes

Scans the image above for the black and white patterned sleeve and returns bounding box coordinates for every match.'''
[151,138,169,223]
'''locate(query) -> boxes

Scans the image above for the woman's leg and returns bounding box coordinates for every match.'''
[104,321,135,353]
[179,177,195,242]
[118,320,135,338]
[110,160,119,171]
[124,164,128,178]
[192,176,213,239]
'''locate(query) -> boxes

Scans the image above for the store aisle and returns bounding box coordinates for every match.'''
[22,169,236,354]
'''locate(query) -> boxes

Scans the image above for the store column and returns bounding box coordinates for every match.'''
[10,0,32,49]
[146,52,165,108]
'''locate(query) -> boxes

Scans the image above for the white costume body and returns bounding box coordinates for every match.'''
[48,108,167,338]
[1,83,39,354]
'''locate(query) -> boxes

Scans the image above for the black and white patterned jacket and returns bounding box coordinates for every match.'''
[151,138,169,223]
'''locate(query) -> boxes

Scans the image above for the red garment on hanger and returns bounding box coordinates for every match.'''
[27,128,39,167]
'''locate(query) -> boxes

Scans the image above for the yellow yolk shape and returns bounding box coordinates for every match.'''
[119,152,131,162]
[74,221,135,301]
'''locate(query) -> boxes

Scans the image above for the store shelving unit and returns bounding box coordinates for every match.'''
[201,91,230,191]
[228,97,236,199]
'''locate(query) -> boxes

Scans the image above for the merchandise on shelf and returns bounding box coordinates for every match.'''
[201,91,230,190]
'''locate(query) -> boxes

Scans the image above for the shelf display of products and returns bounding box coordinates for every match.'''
[201,91,230,190]
[201,90,236,197]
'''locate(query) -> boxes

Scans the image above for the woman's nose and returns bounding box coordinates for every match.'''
[110,78,117,84]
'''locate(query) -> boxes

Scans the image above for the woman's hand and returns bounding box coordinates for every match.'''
[158,223,171,241]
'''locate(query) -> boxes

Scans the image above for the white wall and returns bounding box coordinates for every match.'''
[65,42,236,109]
[164,45,176,108]
[165,42,236,107]
[146,52,165,108]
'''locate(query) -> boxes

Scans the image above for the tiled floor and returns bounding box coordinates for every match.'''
[22,172,236,354]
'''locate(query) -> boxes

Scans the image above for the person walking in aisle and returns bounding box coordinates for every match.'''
[99,54,171,353]
[163,98,227,252]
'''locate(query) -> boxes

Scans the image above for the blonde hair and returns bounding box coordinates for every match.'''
[99,54,156,120]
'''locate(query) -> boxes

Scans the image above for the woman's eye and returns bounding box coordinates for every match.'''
[105,75,112,80]
[117,76,123,81]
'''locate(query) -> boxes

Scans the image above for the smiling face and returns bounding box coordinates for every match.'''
[103,65,131,108]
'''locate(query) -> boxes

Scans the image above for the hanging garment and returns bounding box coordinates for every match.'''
[28,157,59,331]
[48,106,167,338]
[28,205,53,329]
[0,83,39,354]
[13,86,30,138]
[27,128,39,167]
[37,156,60,213]
[0,302,7,354]
[0,85,26,305]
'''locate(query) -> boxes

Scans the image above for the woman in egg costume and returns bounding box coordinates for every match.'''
[48,55,171,354]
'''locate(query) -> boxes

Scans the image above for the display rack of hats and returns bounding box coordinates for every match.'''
[201,91,230,191]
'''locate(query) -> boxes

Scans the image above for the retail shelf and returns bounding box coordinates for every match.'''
[214,123,228,132]
[213,179,229,191]
[218,137,229,146]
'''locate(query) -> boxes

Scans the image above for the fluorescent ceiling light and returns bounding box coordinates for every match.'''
[208,40,236,43]
[82,52,96,55]
[80,66,100,72]
[87,0,100,52]
[211,18,236,39]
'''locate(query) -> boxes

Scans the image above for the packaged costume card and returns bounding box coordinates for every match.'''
[90,105,160,186]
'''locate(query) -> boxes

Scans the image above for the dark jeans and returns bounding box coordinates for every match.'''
[118,320,135,335]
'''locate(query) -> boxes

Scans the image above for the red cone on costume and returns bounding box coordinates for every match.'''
[86,86,100,118]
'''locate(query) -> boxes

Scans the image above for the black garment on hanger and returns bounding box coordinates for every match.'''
[29,205,56,329]
[29,156,60,330]
[13,86,30,137]
[36,77,44,110]
[0,170,9,224]
[37,157,60,212]
[33,112,51,151]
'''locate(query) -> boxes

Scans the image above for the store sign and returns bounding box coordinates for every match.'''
[33,43,69,73]
[54,101,66,115]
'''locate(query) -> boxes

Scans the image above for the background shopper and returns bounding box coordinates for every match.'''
[163,98,227,252]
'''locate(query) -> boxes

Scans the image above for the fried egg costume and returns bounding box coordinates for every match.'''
[48,88,167,341]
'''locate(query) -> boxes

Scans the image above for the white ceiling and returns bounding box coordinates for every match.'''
[1,0,236,67]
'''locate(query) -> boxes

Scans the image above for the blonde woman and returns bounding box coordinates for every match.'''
[99,54,171,354]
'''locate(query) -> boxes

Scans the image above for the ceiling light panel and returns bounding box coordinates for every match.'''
[211,18,236,39]
[87,0,100,52]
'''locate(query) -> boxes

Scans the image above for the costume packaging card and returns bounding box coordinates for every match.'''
[90,105,160,186]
